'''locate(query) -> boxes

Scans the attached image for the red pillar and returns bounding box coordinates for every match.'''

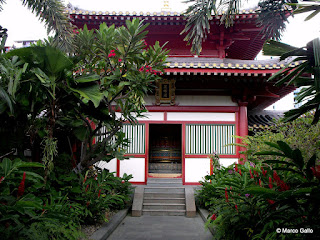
[238,101,248,163]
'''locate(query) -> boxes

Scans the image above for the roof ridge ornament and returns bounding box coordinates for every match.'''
[161,0,171,11]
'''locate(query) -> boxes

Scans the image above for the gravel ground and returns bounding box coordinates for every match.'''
[80,210,118,239]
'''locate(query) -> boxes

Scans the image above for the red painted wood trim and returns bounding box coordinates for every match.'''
[165,68,280,74]
[184,182,202,185]
[137,120,236,125]
[235,111,240,159]
[129,181,146,185]
[146,106,239,112]
[145,123,149,184]
[147,175,182,178]
[124,154,146,158]
[116,159,120,177]
[185,154,237,158]
[182,123,186,185]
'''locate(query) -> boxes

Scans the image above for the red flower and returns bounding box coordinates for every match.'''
[235,163,238,172]
[239,169,242,176]
[278,180,290,191]
[254,170,259,177]
[249,169,254,179]
[311,166,320,179]
[108,50,116,58]
[0,176,4,184]
[268,177,273,189]
[143,40,148,46]
[273,171,280,182]
[118,59,122,62]
[210,213,217,221]
[139,66,144,72]
[86,201,90,207]
[85,184,89,192]
[267,199,275,205]
[261,167,267,177]
[235,205,238,212]
[83,175,87,183]
[259,179,262,187]
[98,189,101,198]
[17,172,26,197]
[225,187,229,202]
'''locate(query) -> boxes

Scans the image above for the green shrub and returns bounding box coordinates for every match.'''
[198,141,320,239]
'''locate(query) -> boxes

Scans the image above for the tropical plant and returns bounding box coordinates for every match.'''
[0,0,73,52]
[71,19,169,169]
[0,19,168,173]
[0,158,84,240]
[263,38,320,124]
[199,140,320,239]
[244,113,320,163]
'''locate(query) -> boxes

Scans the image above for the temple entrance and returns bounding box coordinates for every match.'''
[148,124,182,175]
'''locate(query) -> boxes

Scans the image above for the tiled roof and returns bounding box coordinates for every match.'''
[165,57,300,70]
[248,110,284,130]
[66,9,258,18]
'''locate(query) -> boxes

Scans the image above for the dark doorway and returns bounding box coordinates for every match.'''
[149,124,182,174]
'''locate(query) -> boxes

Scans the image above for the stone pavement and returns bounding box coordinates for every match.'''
[107,214,213,240]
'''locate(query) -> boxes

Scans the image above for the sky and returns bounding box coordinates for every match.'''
[0,0,319,110]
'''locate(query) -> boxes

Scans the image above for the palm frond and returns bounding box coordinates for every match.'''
[182,0,219,55]
[21,0,74,52]
[0,0,6,12]
[256,0,298,40]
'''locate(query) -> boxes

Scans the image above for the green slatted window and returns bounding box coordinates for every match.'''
[185,124,235,155]
[122,124,145,154]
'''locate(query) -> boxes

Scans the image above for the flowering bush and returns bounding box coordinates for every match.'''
[198,140,320,239]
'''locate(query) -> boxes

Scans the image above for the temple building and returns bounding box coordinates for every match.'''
[68,7,295,185]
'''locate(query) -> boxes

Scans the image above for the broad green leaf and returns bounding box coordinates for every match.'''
[291,149,304,170]
[75,74,100,83]
[70,84,104,108]
[277,141,293,158]
[255,151,285,157]
[17,162,44,168]
[2,158,12,176]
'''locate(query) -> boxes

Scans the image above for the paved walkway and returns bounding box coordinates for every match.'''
[107,214,213,240]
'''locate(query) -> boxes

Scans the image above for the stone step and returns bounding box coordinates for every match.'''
[142,209,186,216]
[147,178,182,183]
[144,187,185,193]
[143,197,185,204]
[144,192,185,198]
[143,203,186,210]
[147,183,183,187]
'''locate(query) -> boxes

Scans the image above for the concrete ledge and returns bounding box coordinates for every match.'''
[90,208,129,240]
[197,207,215,235]
[131,186,144,217]
[185,188,196,217]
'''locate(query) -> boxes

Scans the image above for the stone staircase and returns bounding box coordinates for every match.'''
[132,178,196,217]
[143,178,186,216]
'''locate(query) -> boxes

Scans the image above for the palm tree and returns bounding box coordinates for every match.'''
[0,0,73,52]
[182,0,298,55]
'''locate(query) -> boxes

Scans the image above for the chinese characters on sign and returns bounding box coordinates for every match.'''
[155,79,176,105]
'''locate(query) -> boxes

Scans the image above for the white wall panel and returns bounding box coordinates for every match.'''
[136,112,164,121]
[176,95,237,106]
[220,158,238,167]
[167,112,235,121]
[185,158,211,183]
[119,158,145,182]
[95,158,117,176]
